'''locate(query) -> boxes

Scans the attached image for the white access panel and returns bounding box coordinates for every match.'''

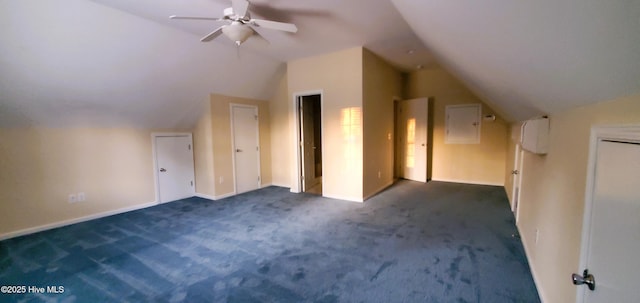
[521,117,549,154]
[445,104,481,144]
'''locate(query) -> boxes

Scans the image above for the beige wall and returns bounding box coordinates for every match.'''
[362,49,403,198]
[512,94,640,303]
[405,66,508,185]
[193,99,215,197]
[269,70,291,187]
[195,94,272,198]
[286,47,364,201]
[0,128,157,237]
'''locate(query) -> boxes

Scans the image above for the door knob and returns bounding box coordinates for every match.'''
[572,269,596,291]
[236,149,242,152]
[160,168,166,172]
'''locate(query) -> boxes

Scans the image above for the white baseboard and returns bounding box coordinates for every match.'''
[260,182,273,188]
[517,224,547,303]
[363,180,395,200]
[195,191,238,201]
[214,191,236,200]
[432,178,504,187]
[0,201,158,241]
[270,182,290,188]
[194,193,216,201]
[322,193,364,203]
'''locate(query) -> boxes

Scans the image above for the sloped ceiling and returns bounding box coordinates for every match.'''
[0,0,431,128]
[391,0,640,121]
[0,0,284,129]
[1,0,639,128]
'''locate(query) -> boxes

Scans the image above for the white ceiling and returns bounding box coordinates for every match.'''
[392,0,640,121]
[1,0,639,128]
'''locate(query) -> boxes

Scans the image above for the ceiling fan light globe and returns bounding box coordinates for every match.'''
[222,22,253,44]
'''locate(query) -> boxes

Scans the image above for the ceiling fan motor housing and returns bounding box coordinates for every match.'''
[224,7,250,21]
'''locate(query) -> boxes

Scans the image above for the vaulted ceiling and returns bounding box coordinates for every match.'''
[1,0,639,128]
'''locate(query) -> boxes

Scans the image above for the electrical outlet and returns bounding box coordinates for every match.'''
[378,171,381,178]
[535,229,540,244]
[77,192,85,202]
[219,176,224,184]
[68,194,77,204]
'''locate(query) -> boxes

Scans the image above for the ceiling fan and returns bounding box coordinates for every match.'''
[169,0,298,46]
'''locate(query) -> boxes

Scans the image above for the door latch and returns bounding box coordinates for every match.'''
[572,269,596,291]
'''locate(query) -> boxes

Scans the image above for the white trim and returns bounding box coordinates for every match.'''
[271,182,291,188]
[0,201,157,241]
[270,183,290,189]
[214,192,236,200]
[194,193,216,201]
[322,193,363,203]
[517,224,548,303]
[260,182,272,188]
[194,191,236,200]
[230,103,260,195]
[291,90,324,194]
[363,180,395,200]
[575,124,640,303]
[431,178,504,187]
[151,132,195,204]
[515,146,525,224]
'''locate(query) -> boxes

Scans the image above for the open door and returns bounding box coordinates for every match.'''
[298,94,322,194]
[395,98,429,182]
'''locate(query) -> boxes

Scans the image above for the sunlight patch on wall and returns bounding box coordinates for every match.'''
[341,107,362,172]
[406,118,416,168]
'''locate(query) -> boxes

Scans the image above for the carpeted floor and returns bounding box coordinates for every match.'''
[0,180,540,302]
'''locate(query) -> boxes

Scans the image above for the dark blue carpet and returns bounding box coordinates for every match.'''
[0,181,539,302]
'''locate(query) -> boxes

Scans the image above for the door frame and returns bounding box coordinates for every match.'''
[151,132,195,204]
[512,144,524,222]
[576,124,640,302]
[230,103,261,195]
[291,90,324,194]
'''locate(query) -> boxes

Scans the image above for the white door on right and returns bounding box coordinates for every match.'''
[577,138,640,302]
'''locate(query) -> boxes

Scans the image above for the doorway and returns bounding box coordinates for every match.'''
[297,94,323,194]
[153,133,195,203]
[231,104,261,194]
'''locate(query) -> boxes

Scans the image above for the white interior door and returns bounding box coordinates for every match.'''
[398,98,428,182]
[576,137,640,302]
[232,105,260,194]
[156,135,194,203]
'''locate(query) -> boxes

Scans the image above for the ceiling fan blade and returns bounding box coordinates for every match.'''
[249,28,270,46]
[250,19,298,33]
[232,0,249,17]
[201,26,225,42]
[170,15,223,21]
